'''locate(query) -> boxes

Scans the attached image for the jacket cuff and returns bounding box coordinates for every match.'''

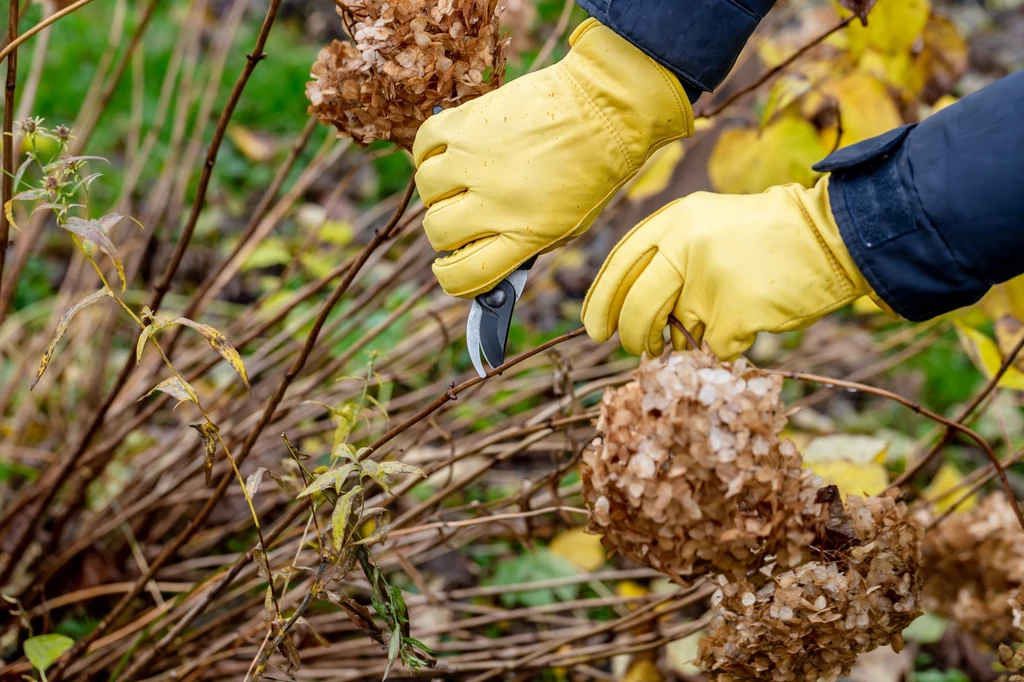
[575,0,774,93]
[815,127,989,321]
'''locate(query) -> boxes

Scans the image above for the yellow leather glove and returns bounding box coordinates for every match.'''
[412,18,693,299]
[582,178,879,359]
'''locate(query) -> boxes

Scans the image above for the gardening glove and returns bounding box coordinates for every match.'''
[412,18,693,299]
[582,177,882,360]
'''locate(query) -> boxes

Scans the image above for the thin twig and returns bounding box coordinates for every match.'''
[0,0,18,327]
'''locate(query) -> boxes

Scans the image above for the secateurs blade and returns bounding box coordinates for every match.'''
[465,257,536,378]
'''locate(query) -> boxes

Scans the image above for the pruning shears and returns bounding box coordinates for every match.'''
[465,256,536,378]
[429,105,534,379]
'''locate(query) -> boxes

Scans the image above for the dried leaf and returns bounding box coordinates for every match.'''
[332,485,363,551]
[34,288,112,389]
[352,522,391,547]
[254,543,272,582]
[169,317,250,390]
[189,421,220,485]
[337,597,386,645]
[277,628,301,672]
[247,467,268,498]
[141,376,199,409]
[136,324,158,365]
[297,463,355,498]
[63,216,127,291]
[295,617,331,648]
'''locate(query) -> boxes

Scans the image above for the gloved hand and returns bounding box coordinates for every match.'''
[582,178,883,359]
[412,18,693,299]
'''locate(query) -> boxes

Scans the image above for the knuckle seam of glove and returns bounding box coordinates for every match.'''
[558,63,637,173]
[790,190,855,300]
[651,62,693,140]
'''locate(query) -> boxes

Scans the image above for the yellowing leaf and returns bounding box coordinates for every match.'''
[627,140,684,201]
[707,115,824,194]
[227,123,277,163]
[297,463,355,498]
[921,461,977,515]
[141,376,199,408]
[843,0,931,56]
[761,75,813,128]
[190,420,220,486]
[34,288,112,389]
[803,434,889,464]
[549,527,606,572]
[332,485,363,550]
[624,658,663,682]
[913,15,968,95]
[63,216,127,291]
[815,72,903,149]
[978,275,1024,322]
[803,434,890,498]
[804,458,889,498]
[954,321,1024,391]
[170,317,250,390]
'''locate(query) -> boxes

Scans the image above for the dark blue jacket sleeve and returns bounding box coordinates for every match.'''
[576,0,777,94]
[813,71,1024,321]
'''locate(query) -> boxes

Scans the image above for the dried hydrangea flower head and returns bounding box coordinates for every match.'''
[306,0,509,149]
[581,351,823,583]
[698,492,924,682]
[922,492,1024,643]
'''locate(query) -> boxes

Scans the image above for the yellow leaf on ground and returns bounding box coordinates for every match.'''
[227,123,277,163]
[815,72,903,149]
[549,527,606,572]
[803,434,890,498]
[624,658,663,682]
[921,461,977,515]
[954,321,1024,391]
[627,141,685,201]
[707,115,824,194]
[616,580,648,600]
[843,0,931,56]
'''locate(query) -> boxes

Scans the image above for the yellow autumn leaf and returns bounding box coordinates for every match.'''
[707,114,824,194]
[843,0,931,57]
[627,140,685,201]
[227,123,277,163]
[954,321,1024,391]
[995,316,1024,370]
[623,658,663,682]
[616,580,648,600]
[978,275,1024,322]
[921,461,978,515]
[761,75,813,128]
[549,527,606,572]
[803,434,890,499]
[814,72,904,149]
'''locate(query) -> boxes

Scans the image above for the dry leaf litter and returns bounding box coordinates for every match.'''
[922,492,1024,642]
[581,351,925,681]
[306,0,509,148]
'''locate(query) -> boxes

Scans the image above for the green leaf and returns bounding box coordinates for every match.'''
[331,485,363,551]
[297,463,355,498]
[24,634,74,677]
[34,288,111,389]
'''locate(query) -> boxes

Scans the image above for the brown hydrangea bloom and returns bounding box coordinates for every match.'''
[922,493,1024,643]
[698,492,924,682]
[581,351,823,583]
[306,0,509,148]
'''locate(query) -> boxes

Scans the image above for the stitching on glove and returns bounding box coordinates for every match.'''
[650,63,692,142]
[790,187,855,301]
[558,63,635,173]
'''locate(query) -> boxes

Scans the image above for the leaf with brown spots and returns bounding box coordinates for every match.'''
[169,317,250,390]
[331,485,363,551]
[189,420,220,485]
[141,376,199,409]
[34,288,112,389]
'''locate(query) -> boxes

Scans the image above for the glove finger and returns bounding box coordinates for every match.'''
[414,148,467,208]
[616,252,683,357]
[702,319,757,361]
[412,107,463,167]
[432,234,523,299]
[421,191,496,253]
[582,204,674,343]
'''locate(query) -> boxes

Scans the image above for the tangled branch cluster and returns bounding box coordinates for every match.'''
[922,492,1024,643]
[582,351,924,681]
[306,0,509,148]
